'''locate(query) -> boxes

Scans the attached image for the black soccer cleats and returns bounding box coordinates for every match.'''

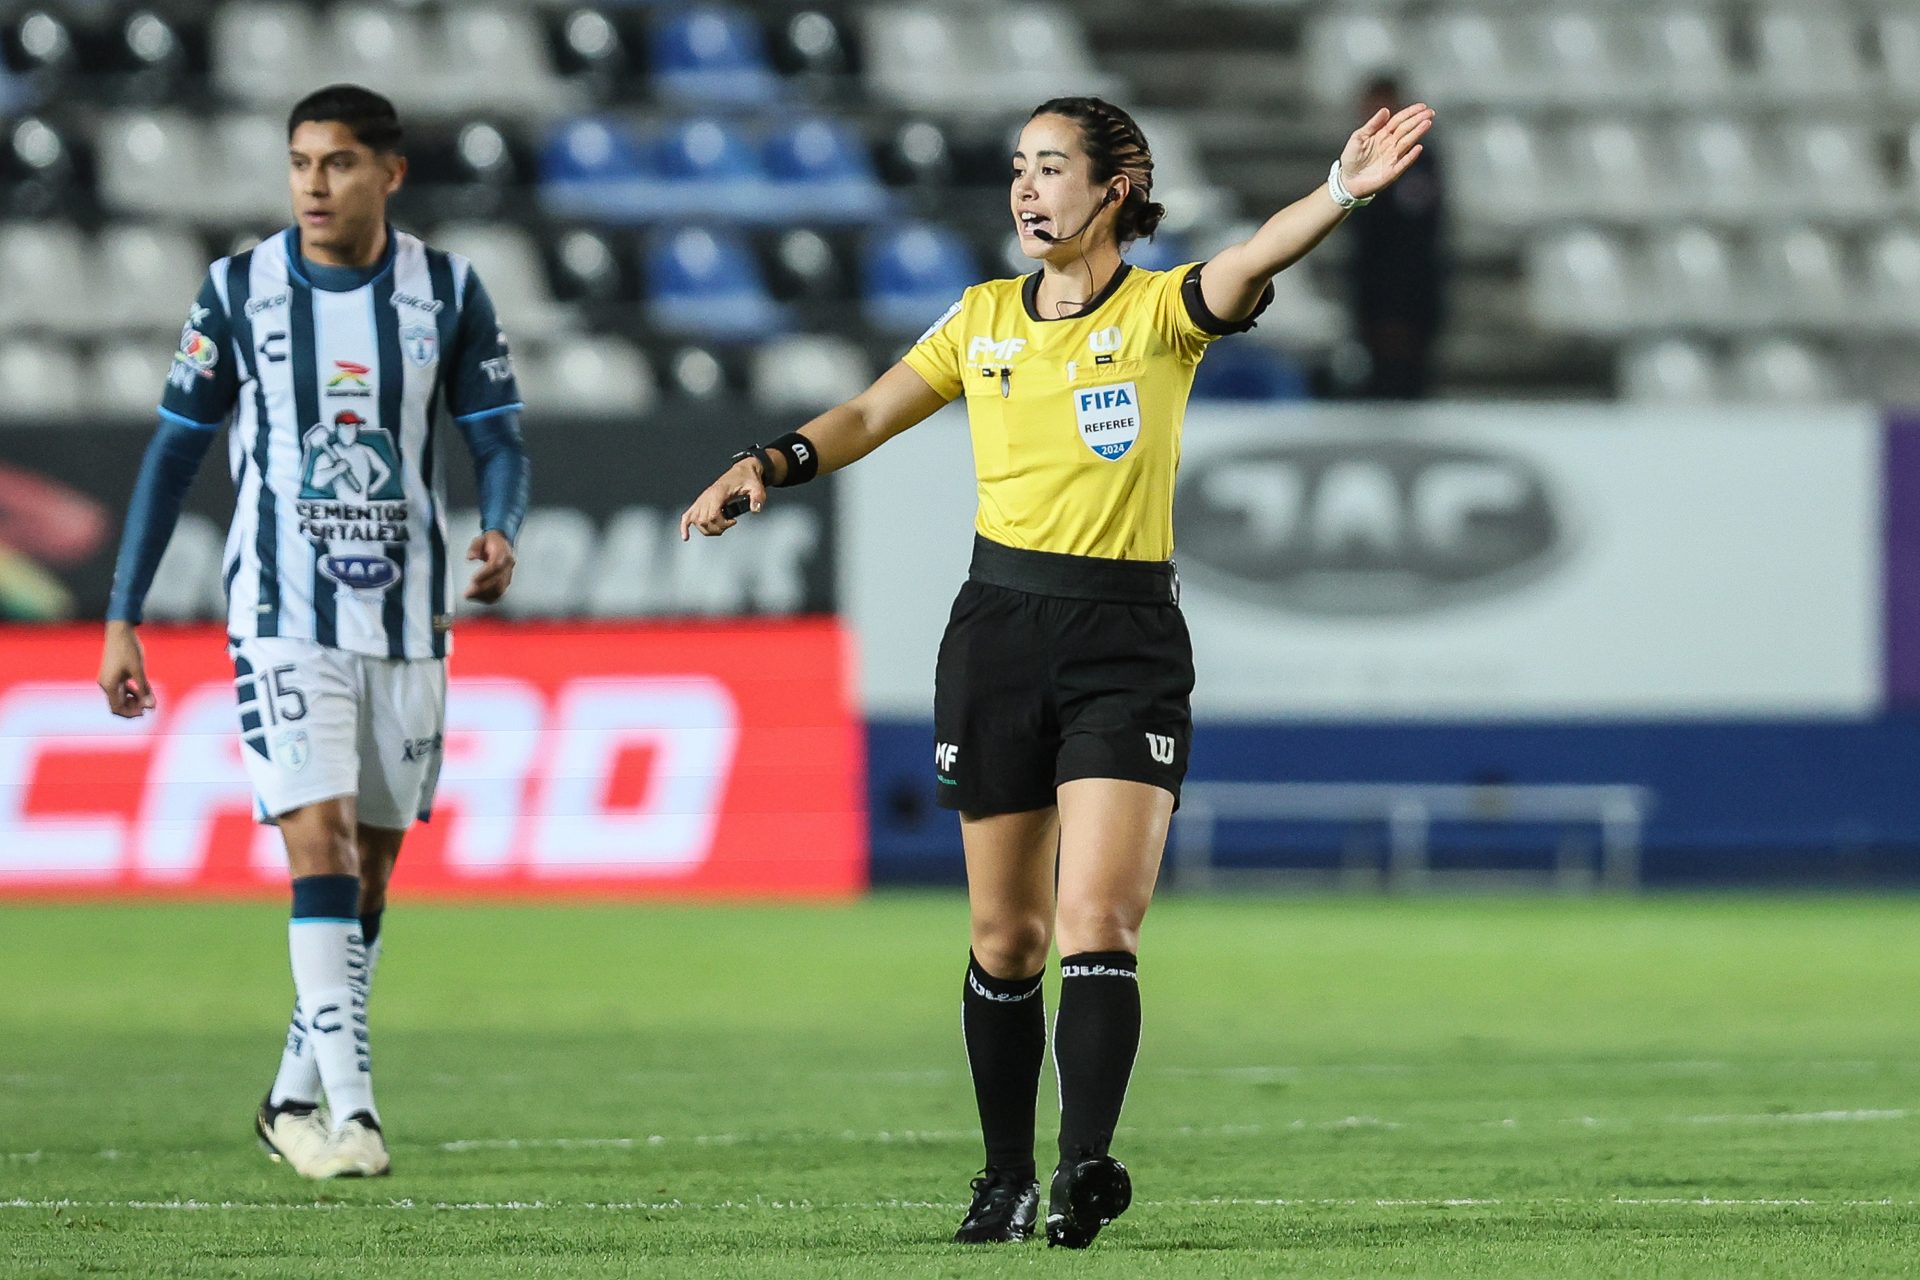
[1045,1154,1132,1249]
[952,1168,1041,1244]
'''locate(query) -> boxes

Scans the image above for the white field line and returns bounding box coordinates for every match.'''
[6,1108,1910,1166]
[2,1195,1913,1214]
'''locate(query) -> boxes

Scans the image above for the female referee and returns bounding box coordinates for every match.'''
[681,95,1433,1248]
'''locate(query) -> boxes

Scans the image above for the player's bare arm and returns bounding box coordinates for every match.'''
[1200,102,1434,323]
[679,361,950,539]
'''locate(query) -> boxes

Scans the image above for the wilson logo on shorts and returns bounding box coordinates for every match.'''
[1144,733,1175,765]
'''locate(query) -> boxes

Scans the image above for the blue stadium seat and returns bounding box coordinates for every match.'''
[1190,344,1310,402]
[1126,233,1194,274]
[761,119,893,222]
[653,6,781,106]
[652,118,766,221]
[862,224,979,334]
[645,227,788,339]
[539,118,653,220]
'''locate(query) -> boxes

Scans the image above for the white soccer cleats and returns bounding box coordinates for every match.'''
[313,1112,391,1179]
[255,1098,333,1178]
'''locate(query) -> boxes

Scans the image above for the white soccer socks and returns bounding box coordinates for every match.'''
[283,875,378,1126]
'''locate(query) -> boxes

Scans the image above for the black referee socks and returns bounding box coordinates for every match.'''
[1053,951,1141,1162]
[962,953,1046,1180]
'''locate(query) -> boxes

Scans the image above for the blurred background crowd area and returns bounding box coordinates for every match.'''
[1,0,1914,427]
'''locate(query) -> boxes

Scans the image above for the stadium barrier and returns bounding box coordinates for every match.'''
[0,621,866,898]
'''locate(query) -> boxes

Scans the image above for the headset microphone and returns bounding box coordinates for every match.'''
[1030,188,1116,244]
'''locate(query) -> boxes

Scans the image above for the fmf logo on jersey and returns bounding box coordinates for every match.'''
[968,336,1027,363]
[320,555,400,592]
[327,360,373,397]
[0,622,864,898]
[1074,381,1140,461]
[1177,440,1564,615]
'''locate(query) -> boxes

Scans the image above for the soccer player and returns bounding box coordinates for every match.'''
[96,85,530,1179]
[683,96,1430,1246]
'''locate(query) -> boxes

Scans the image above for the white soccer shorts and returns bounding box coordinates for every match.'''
[229,636,447,829]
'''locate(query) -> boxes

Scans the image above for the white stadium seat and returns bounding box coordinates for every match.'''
[1879,12,1920,104]
[1526,228,1638,334]
[95,225,207,333]
[862,4,1117,116]
[1668,120,1770,220]
[0,222,93,334]
[430,223,577,337]
[750,335,872,413]
[1130,113,1231,235]
[212,3,325,105]
[1779,123,1888,220]
[1751,227,1854,329]
[1641,10,1736,105]
[514,338,656,417]
[1535,12,1634,106]
[1752,10,1869,102]
[1645,226,1743,328]
[1865,227,1920,331]
[1566,120,1659,221]
[87,342,173,418]
[1303,12,1406,104]
[1725,338,1841,402]
[1418,12,1525,108]
[437,9,566,115]
[1451,117,1554,227]
[96,113,197,218]
[1617,338,1723,402]
[0,340,85,419]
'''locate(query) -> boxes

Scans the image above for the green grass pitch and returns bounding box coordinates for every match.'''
[3,893,1918,1276]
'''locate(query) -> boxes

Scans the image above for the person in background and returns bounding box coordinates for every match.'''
[1346,74,1448,399]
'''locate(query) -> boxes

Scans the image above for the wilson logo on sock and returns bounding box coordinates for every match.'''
[968,971,1041,1002]
[1060,964,1137,980]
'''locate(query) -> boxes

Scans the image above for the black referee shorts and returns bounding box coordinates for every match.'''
[933,536,1195,815]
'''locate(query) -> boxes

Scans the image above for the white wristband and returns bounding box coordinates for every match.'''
[1327,160,1374,210]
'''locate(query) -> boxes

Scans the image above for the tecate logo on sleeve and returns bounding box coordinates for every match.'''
[1177,441,1564,616]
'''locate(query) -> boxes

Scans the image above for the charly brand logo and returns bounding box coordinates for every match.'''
[1177,440,1565,616]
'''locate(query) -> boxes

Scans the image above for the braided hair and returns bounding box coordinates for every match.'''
[1028,97,1166,245]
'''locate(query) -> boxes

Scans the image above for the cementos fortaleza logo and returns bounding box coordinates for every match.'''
[1177,440,1565,616]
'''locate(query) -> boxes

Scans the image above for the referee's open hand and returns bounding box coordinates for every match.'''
[680,458,766,541]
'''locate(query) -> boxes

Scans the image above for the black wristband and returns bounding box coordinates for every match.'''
[730,445,776,481]
[767,432,819,487]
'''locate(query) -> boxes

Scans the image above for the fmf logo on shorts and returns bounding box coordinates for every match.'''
[967,336,1027,363]
[935,742,959,773]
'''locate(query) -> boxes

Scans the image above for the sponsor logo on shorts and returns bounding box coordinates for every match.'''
[400,733,443,763]
[935,741,959,782]
[1144,732,1175,765]
[274,727,310,772]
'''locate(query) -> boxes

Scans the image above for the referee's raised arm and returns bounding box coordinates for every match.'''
[1198,102,1434,324]
[679,361,951,540]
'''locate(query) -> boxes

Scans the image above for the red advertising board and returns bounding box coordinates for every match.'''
[0,622,866,898]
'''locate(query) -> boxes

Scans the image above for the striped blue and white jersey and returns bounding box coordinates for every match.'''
[160,227,520,659]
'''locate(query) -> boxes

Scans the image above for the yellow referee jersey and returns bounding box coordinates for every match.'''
[901,261,1268,562]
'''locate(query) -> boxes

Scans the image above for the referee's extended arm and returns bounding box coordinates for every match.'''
[1200,102,1434,324]
[680,362,950,539]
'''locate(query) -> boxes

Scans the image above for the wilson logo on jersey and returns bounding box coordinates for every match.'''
[327,359,373,397]
[1074,381,1140,461]
[1088,326,1123,354]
